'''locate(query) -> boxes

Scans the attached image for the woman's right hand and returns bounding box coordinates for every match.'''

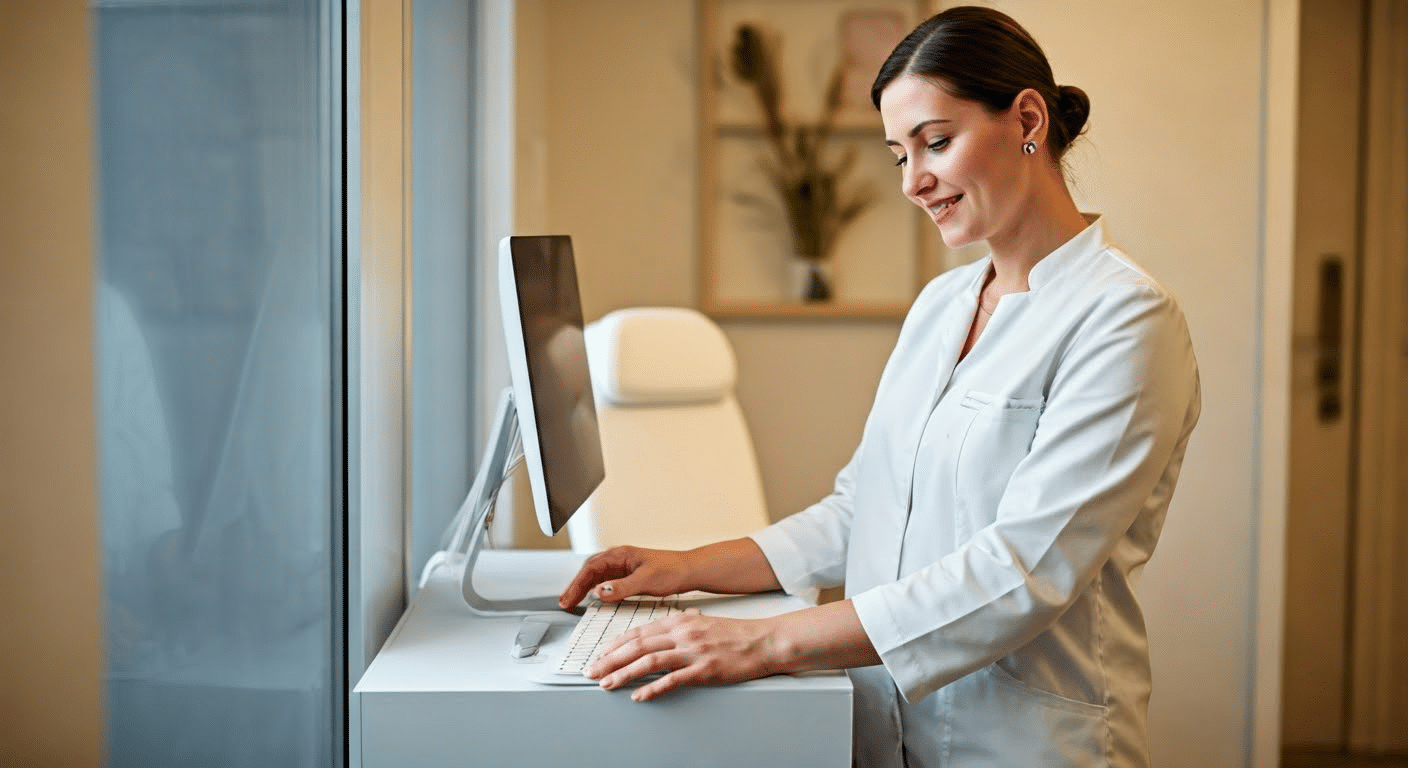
[558,546,694,609]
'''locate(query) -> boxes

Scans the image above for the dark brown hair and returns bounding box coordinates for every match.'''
[870,6,1090,159]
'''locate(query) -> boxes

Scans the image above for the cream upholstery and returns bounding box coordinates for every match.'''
[568,307,770,554]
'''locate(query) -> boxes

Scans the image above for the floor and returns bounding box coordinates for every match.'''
[1283,750,1408,768]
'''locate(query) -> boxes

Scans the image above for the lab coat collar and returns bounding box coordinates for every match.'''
[1025,213,1106,291]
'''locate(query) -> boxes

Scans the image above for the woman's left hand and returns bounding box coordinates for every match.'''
[585,612,783,701]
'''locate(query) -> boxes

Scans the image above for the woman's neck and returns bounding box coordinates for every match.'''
[984,177,1089,294]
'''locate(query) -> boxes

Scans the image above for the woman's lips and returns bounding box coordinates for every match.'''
[928,193,963,224]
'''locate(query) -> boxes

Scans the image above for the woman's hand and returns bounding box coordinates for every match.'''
[583,598,882,702]
[559,538,784,610]
[558,546,693,609]
[585,612,783,701]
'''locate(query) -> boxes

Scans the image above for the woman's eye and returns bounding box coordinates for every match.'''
[895,138,951,167]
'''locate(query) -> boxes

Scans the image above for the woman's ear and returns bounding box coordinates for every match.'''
[1013,88,1048,144]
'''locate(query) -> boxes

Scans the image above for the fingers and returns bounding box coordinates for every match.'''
[558,548,633,608]
[592,568,657,603]
[557,573,592,609]
[586,617,714,694]
[632,666,701,701]
[595,648,686,690]
[585,615,775,701]
[585,627,670,679]
[595,647,716,702]
[559,546,685,607]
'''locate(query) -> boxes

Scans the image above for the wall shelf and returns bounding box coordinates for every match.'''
[707,301,912,320]
[697,0,939,319]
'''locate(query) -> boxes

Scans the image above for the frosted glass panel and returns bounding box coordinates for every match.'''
[93,2,339,766]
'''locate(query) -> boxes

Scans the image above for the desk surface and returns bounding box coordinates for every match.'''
[354,550,853,768]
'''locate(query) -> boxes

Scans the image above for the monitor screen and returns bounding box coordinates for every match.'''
[498,235,605,536]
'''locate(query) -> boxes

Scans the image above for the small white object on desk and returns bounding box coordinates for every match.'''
[510,619,551,658]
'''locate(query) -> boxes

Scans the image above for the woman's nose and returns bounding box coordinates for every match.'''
[902,160,933,202]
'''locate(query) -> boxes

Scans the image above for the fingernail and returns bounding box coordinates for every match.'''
[631,690,644,702]
[598,583,614,595]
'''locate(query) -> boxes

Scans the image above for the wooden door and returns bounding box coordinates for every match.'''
[1283,0,1364,749]
[1346,0,1408,752]
[1284,0,1408,755]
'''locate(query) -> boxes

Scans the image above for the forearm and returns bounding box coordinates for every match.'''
[680,537,783,595]
[767,599,880,674]
[562,537,787,609]
[683,541,881,672]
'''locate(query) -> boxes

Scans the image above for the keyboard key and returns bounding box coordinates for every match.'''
[553,597,684,676]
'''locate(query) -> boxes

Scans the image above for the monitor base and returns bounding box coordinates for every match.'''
[439,387,568,615]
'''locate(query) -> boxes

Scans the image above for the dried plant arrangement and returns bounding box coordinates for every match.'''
[729,23,875,301]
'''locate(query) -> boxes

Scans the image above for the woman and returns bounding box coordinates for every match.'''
[558,7,1200,767]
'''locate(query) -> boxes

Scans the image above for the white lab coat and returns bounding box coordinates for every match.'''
[751,217,1200,768]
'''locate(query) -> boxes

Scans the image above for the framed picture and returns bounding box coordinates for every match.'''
[698,0,939,318]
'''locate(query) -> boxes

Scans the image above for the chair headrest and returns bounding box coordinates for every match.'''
[585,307,736,406]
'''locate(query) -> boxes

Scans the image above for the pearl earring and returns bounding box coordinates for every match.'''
[1022,140,1037,155]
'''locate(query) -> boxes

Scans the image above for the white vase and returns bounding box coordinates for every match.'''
[790,258,833,303]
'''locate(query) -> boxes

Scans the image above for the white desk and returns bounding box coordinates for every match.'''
[354,550,852,767]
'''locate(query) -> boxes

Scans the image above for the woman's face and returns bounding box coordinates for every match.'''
[880,74,1030,250]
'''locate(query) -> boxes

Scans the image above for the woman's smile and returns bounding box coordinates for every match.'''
[928,193,964,224]
[881,74,1026,251]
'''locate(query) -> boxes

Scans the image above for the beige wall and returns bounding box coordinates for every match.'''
[515,0,902,523]
[515,1,1291,765]
[0,2,104,765]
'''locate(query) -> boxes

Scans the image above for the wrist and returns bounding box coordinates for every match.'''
[767,599,882,675]
[675,537,779,595]
[763,614,802,675]
[676,546,710,592]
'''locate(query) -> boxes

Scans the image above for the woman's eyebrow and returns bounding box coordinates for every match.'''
[884,118,953,146]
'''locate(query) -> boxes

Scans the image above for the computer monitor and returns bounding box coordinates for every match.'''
[453,235,605,614]
[499,234,605,536]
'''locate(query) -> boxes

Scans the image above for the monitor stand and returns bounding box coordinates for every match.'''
[440,387,574,616]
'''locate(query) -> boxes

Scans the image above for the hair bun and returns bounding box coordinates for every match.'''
[1056,84,1091,139]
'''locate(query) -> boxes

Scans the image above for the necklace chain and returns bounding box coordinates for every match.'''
[978,271,1000,316]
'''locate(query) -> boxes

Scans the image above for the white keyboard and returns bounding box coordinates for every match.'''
[552,596,683,677]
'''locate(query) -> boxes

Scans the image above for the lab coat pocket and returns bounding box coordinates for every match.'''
[945,663,1108,767]
[952,392,1045,531]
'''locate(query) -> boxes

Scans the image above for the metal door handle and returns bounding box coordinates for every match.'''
[1316,255,1344,422]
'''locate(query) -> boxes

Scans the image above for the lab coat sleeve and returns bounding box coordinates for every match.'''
[850,283,1201,702]
[748,442,863,596]
[748,270,961,597]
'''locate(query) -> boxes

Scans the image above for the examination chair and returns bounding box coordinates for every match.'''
[568,307,770,554]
